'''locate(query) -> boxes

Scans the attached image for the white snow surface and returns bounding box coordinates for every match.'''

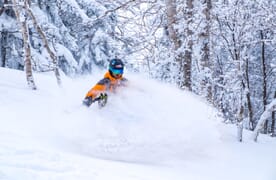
[0,67,275,180]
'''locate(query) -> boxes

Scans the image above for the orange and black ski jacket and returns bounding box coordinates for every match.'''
[85,71,127,99]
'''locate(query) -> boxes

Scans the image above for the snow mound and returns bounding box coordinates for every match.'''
[0,68,220,164]
[1,68,276,180]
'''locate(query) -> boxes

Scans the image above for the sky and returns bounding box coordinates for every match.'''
[0,67,276,180]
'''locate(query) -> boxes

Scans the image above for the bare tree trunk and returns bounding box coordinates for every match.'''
[237,105,244,142]
[271,112,275,136]
[260,30,268,134]
[271,92,276,136]
[12,0,36,90]
[25,2,62,86]
[165,0,182,86]
[230,17,245,141]
[200,0,212,101]
[245,58,253,130]
[165,0,193,90]
[0,30,7,67]
[165,0,180,50]
[183,0,193,91]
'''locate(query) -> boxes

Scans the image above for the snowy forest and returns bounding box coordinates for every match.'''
[0,0,276,140]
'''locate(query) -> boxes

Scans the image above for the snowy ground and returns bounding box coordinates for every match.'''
[0,67,275,180]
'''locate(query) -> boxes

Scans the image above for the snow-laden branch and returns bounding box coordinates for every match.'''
[253,98,276,142]
[98,0,135,19]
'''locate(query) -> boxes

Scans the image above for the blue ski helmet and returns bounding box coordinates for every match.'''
[109,58,124,75]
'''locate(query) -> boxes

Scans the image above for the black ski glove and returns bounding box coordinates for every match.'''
[82,96,93,107]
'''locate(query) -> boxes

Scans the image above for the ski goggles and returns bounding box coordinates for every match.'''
[110,68,124,75]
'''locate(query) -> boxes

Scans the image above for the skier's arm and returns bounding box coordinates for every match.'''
[85,78,110,99]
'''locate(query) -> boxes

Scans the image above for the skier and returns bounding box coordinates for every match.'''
[83,58,127,107]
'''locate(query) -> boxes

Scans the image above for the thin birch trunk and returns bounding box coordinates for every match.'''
[12,0,37,90]
[165,0,179,50]
[25,3,62,86]
[237,105,244,142]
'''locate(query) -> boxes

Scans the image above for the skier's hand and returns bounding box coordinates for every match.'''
[82,96,93,107]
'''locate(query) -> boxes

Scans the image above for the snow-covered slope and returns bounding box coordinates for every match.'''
[0,67,275,180]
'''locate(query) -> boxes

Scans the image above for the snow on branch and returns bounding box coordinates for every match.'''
[253,98,276,142]
[98,0,135,19]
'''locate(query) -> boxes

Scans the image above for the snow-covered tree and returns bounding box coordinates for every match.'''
[0,0,129,76]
